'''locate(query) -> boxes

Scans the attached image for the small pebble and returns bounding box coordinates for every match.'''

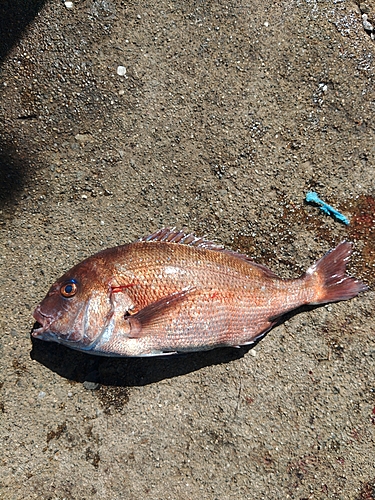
[117,66,126,76]
[83,381,100,390]
[75,133,92,142]
[362,14,374,31]
[38,391,46,399]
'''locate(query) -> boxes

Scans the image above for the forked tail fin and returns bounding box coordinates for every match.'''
[305,241,368,305]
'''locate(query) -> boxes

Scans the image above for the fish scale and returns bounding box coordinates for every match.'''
[32,229,367,357]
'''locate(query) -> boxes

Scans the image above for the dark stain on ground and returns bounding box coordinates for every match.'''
[0,381,4,413]
[84,425,102,448]
[85,447,100,469]
[320,313,361,353]
[233,202,338,274]
[326,337,345,359]
[357,478,375,500]
[12,357,27,377]
[287,454,320,491]
[46,421,67,444]
[96,386,130,414]
[233,192,374,286]
[233,189,342,268]
[347,194,375,287]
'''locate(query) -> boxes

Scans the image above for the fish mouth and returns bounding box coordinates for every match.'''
[32,307,55,338]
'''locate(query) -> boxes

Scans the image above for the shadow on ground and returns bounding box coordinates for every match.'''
[0,139,32,207]
[0,0,47,209]
[30,334,253,387]
[0,0,46,62]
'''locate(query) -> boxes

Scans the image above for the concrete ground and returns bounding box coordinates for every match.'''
[0,0,374,498]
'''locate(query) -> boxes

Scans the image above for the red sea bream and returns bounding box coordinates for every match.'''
[32,229,367,356]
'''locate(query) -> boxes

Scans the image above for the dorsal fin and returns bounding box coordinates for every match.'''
[139,228,279,278]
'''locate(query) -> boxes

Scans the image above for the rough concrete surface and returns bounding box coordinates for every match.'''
[0,0,374,498]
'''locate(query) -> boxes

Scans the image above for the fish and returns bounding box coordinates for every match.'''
[32,228,367,357]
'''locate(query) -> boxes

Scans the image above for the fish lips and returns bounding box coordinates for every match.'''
[32,306,82,346]
[32,306,56,340]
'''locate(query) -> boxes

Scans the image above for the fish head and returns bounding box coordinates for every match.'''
[32,259,112,349]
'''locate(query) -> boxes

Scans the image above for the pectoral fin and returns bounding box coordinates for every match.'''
[125,287,197,338]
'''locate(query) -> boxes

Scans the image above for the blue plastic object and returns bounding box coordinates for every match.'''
[305,191,350,225]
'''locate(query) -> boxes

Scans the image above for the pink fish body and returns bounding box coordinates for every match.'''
[32,229,367,356]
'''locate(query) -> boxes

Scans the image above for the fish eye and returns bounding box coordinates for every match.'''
[60,280,78,298]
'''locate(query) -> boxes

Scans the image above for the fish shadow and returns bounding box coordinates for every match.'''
[30,330,254,387]
[29,304,320,388]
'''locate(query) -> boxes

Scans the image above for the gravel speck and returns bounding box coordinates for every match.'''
[83,381,100,391]
[116,66,127,76]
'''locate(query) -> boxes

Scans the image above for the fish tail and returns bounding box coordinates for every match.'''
[305,241,368,305]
